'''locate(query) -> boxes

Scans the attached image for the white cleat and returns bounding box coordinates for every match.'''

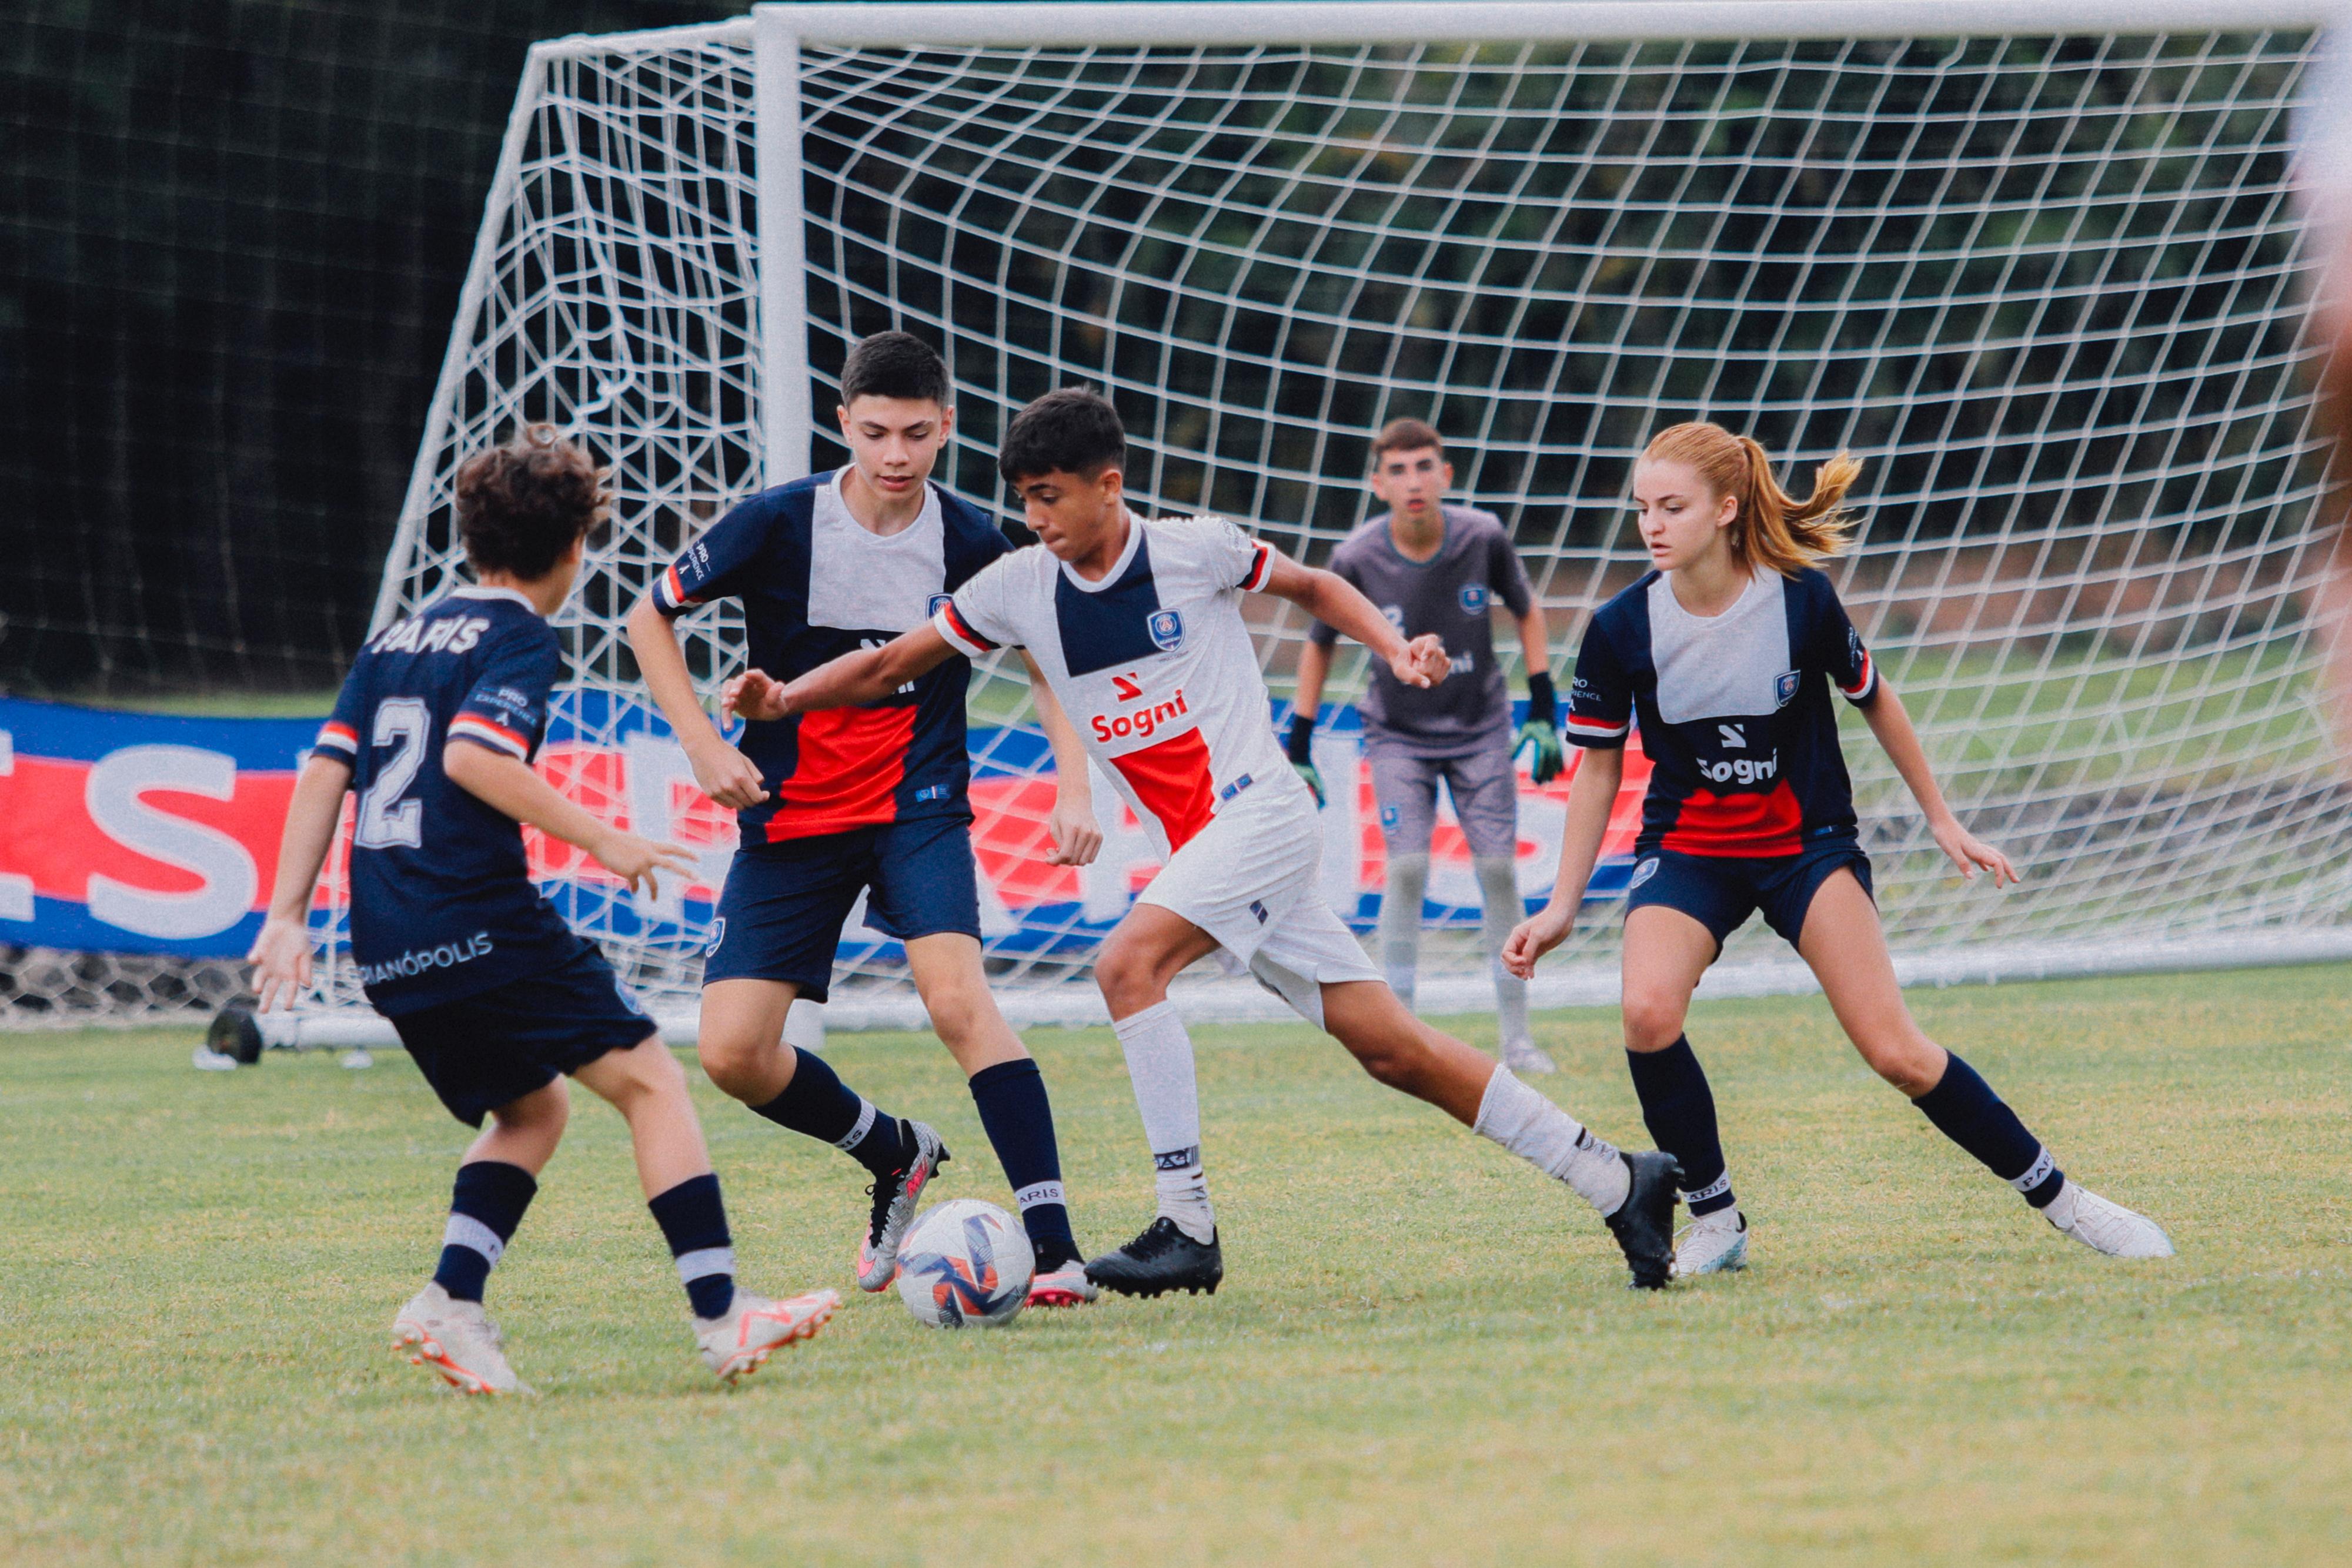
[1501,1037,1558,1076]
[392,1283,533,1396]
[1674,1207,1749,1276]
[1027,1259,1100,1308]
[2043,1182,2174,1259]
[696,1288,840,1384]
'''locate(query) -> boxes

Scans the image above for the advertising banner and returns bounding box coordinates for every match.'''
[0,694,1646,962]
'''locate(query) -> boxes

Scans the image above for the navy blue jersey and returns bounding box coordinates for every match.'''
[1564,567,1879,858]
[314,586,588,1014]
[653,470,1010,845]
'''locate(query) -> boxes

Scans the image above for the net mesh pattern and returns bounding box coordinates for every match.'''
[27,18,2351,1027]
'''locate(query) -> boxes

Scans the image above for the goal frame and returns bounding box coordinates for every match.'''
[342,0,2352,1045]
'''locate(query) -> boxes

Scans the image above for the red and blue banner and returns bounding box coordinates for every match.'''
[0,694,1646,961]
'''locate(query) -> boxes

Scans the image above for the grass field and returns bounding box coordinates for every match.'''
[5,964,2350,1566]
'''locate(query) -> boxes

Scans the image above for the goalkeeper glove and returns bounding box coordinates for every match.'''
[1514,671,1565,785]
[1286,714,1325,807]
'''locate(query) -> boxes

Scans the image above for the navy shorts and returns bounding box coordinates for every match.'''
[1623,840,1874,952]
[703,814,981,1002]
[389,948,656,1126]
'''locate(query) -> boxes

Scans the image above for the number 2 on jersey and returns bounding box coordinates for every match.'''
[356,697,429,849]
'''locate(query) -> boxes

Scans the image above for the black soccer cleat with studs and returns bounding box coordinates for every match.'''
[1083,1217,1224,1298]
[1605,1151,1683,1290]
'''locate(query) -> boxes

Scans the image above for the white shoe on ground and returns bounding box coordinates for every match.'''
[2043,1183,2174,1258]
[696,1288,841,1384]
[1674,1207,1749,1276]
[1027,1259,1100,1308]
[1501,1037,1558,1075]
[393,1283,532,1396]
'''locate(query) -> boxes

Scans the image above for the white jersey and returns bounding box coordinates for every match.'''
[933,512,1307,855]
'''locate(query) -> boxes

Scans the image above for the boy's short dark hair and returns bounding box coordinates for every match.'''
[840,331,951,407]
[454,423,610,581]
[1371,417,1445,463]
[998,388,1126,483]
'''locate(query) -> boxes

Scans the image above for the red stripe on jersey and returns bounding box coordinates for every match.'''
[1840,650,1876,699]
[1659,782,1805,858]
[763,706,916,841]
[940,599,997,652]
[1241,541,1273,591]
[315,721,358,751]
[660,564,700,613]
[1108,727,1216,853]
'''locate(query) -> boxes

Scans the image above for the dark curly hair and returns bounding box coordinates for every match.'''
[453,424,610,581]
[998,388,1125,483]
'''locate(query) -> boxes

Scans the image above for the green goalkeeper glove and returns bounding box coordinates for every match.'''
[1515,671,1565,785]
[1287,714,1325,807]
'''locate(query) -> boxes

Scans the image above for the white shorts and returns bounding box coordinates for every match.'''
[1137,783,1381,1029]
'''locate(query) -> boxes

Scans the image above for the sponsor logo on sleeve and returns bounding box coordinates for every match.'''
[1147,608,1185,650]
[1459,584,1489,614]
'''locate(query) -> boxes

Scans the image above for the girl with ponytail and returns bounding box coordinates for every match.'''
[1502,421,2174,1276]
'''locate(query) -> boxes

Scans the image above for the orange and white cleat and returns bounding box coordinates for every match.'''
[695,1288,840,1384]
[855,1120,950,1292]
[1026,1258,1100,1308]
[392,1283,533,1396]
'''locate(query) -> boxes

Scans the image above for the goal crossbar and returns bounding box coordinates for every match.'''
[747,0,2340,47]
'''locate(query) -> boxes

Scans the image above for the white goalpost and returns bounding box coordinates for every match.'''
[318,0,2352,1041]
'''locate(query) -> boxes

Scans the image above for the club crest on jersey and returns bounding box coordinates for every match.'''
[1628,857,1662,892]
[1148,608,1185,650]
[1775,670,1800,707]
[928,593,953,617]
[1459,584,1489,614]
[704,918,726,957]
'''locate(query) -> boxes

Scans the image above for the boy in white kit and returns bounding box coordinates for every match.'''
[731,389,1682,1295]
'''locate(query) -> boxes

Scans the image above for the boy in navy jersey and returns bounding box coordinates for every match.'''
[1288,419,1563,1074]
[249,426,838,1394]
[626,334,1102,1306]
[1507,421,2173,1274]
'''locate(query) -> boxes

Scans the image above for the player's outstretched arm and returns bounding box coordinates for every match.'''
[1019,648,1102,867]
[744,624,962,720]
[1856,679,2020,886]
[443,740,697,898]
[624,591,769,810]
[1502,745,1620,978]
[246,754,354,1012]
[1257,551,1448,688]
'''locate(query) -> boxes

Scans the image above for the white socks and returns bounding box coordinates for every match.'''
[1474,1066,1631,1216]
[1111,1001,1215,1243]
[1473,856,1534,1048]
[1378,852,1429,1009]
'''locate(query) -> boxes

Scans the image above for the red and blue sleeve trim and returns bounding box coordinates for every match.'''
[1839,651,1878,703]
[447,714,532,760]
[932,599,997,657]
[1563,713,1632,747]
[313,721,359,757]
[653,563,703,617]
[1240,540,1274,591]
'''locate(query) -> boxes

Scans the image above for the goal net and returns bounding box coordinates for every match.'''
[158,2,2352,1032]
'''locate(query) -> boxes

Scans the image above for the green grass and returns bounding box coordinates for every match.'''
[5,965,2351,1566]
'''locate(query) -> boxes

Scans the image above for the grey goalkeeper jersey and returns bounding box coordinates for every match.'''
[1307,503,1535,758]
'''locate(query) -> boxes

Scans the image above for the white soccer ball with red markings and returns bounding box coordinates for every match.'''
[894,1198,1031,1329]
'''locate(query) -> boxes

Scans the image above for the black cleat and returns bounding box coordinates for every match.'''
[1605,1151,1682,1290]
[1083,1218,1224,1299]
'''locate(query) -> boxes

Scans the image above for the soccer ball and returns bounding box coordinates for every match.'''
[893,1198,1031,1329]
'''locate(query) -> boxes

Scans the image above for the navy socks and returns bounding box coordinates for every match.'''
[1626,1037,1736,1216]
[433,1159,538,1302]
[649,1172,738,1319]
[969,1058,1080,1271]
[753,1047,913,1176]
[1912,1052,2066,1206]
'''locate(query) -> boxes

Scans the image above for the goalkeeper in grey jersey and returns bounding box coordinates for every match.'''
[1289,419,1565,1075]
